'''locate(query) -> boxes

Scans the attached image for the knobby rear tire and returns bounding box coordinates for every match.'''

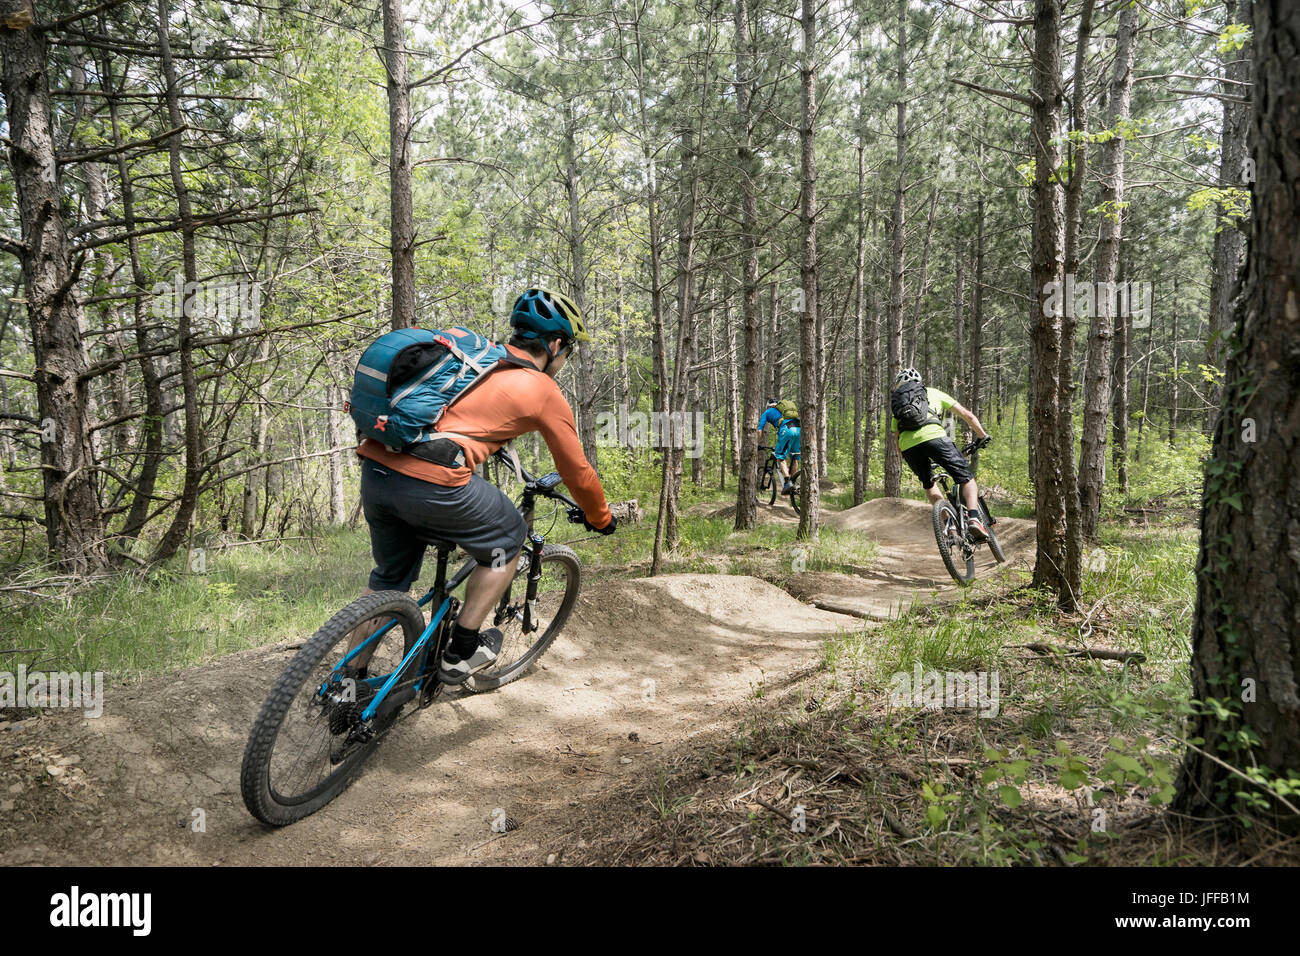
[241,590,426,827]
[981,501,1007,564]
[933,500,976,585]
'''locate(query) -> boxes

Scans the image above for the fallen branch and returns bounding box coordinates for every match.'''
[755,797,793,823]
[1017,642,1146,664]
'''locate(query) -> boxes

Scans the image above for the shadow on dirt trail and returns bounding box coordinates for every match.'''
[0,498,1033,866]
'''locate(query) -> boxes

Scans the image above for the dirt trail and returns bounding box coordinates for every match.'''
[790,497,1036,620]
[0,499,1033,866]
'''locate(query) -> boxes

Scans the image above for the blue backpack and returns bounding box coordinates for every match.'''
[346,326,528,454]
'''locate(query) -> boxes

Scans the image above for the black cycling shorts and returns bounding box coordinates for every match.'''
[360,457,529,592]
[901,436,973,489]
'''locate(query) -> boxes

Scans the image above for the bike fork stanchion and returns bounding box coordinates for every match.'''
[523,533,545,633]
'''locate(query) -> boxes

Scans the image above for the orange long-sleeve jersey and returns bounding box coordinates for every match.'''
[355,344,613,529]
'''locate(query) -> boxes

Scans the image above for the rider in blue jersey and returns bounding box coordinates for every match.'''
[762,399,800,493]
[774,421,801,493]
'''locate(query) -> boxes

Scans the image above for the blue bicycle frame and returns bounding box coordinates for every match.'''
[325,544,477,723]
[321,449,579,726]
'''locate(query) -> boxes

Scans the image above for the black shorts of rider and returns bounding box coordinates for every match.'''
[901,437,973,489]
[360,457,529,592]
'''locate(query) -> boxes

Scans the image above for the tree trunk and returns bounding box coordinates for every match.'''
[1206,0,1253,393]
[382,0,415,330]
[1176,0,1300,818]
[865,190,880,490]
[327,384,346,524]
[969,185,986,476]
[884,0,907,499]
[151,0,207,565]
[562,106,598,468]
[651,121,700,573]
[796,0,821,540]
[103,50,165,546]
[1028,0,1079,609]
[766,281,780,401]
[853,140,866,504]
[1168,278,1179,446]
[1078,0,1137,541]
[0,0,107,572]
[1059,0,1096,554]
[733,0,762,530]
[1111,251,1131,494]
[615,271,629,409]
[953,222,966,399]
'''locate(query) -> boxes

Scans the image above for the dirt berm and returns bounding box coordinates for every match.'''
[782,497,1036,621]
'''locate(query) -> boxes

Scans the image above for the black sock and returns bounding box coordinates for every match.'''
[451,622,480,658]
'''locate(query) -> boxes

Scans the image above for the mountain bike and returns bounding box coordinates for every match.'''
[241,448,586,826]
[756,445,801,515]
[932,437,1005,585]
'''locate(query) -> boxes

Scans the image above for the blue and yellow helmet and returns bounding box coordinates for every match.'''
[509,289,590,344]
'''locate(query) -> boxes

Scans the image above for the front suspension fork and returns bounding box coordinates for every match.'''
[497,532,545,633]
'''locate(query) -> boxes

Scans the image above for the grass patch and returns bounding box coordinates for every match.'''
[558,522,1299,866]
[2,528,375,681]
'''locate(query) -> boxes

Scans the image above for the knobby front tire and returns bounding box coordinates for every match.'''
[467,544,582,692]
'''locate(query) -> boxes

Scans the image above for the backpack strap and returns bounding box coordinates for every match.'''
[429,352,532,483]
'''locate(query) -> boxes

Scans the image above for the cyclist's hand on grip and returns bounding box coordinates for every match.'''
[585,514,617,535]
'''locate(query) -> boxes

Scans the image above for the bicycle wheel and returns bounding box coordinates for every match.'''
[981,500,1006,563]
[241,591,428,826]
[932,500,975,585]
[467,543,582,692]
[786,470,802,515]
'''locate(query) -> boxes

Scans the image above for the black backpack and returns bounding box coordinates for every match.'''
[891,381,940,432]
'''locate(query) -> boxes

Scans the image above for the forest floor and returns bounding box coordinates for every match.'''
[3,492,1290,865]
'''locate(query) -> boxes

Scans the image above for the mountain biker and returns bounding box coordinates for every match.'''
[348,289,615,684]
[770,400,802,494]
[890,368,991,540]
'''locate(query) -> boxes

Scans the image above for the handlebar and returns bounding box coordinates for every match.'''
[492,448,585,522]
[961,435,993,457]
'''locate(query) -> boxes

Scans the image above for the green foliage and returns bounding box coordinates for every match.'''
[1188,185,1250,225]
[1216,23,1251,54]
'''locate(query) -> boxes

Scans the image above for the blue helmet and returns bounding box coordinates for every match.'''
[509,289,590,343]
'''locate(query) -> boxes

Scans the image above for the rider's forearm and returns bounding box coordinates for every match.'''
[536,395,612,527]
